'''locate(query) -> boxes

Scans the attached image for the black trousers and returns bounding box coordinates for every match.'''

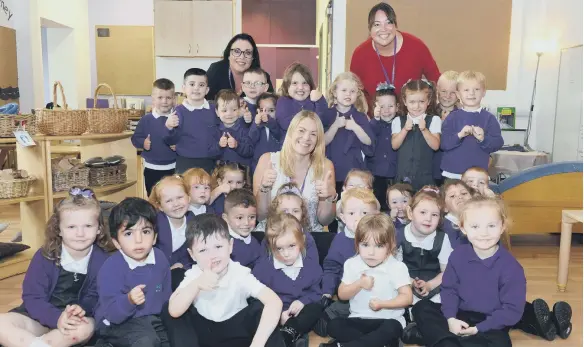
[98,315,169,347]
[175,156,215,175]
[170,267,186,292]
[373,176,393,212]
[283,302,323,334]
[161,300,285,347]
[144,168,176,197]
[328,317,403,347]
[412,300,512,347]
[328,182,345,234]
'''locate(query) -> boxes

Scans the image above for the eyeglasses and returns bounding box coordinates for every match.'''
[230,48,253,59]
[242,81,267,88]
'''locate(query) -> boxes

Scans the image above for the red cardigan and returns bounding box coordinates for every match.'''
[350,32,440,105]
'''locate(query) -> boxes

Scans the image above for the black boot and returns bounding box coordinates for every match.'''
[280,326,301,347]
[551,301,572,339]
[515,299,556,340]
[402,322,425,345]
[318,340,340,347]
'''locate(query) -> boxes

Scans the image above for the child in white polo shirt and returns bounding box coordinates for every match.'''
[162,214,285,347]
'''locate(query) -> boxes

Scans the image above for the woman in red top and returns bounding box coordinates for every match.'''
[350,2,440,107]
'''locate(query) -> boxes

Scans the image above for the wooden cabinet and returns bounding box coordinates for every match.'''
[154,0,233,58]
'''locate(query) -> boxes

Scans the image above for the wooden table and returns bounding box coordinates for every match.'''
[557,210,583,292]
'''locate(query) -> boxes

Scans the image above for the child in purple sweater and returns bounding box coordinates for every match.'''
[249,92,281,173]
[0,188,109,347]
[95,198,171,347]
[440,71,504,179]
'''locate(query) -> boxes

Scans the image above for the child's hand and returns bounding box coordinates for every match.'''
[128,284,146,305]
[458,125,472,139]
[165,111,179,129]
[418,118,427,131]
[170,145,176,152]
[219,132,228,148]
[472,126,484,142]
[373,102,381,121]
[414,278,431,296]
[57,306,86,335]
[218,181,232,195]
[459,326,479,336]
[310,89,322,102]
[260,164,277,190]
[404,118,414,131]
[242,104,252,124]
[143,134,151,151]
[170,262,183,270]
[369,298,383,311]
[288,300,305,317]
[333,112,347,129]
[226,133,238,149]
[315,170,336,200]
[345,115,358,132]
[198,269,220,291]
[280,310,291,325]
[261,110,269,123]
[254,111,263,126]
[389,208,398,221]
[483,187,496,198]
[447,317,469,335]
[360,273,375,290]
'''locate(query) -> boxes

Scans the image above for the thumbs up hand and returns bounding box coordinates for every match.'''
[219,132,228,148]
[310,89,322,102]
[143,134,151,151]
[315,170,336,200]
[227,133,238,149]
[373,102,381,121]
[165,111,179,130]
[242,104,252,124]
[345,115,357,131]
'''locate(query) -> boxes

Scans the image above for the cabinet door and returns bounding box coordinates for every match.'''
[154,1,194,57]
[192,1,233,57]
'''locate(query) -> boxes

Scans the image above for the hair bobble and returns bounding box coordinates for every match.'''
[421,186,440,194]
[376,82,395,92]
[278,185,302,197]
[69,187,94,198]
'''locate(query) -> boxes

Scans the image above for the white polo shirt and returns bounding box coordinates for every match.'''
[177,260,265,322]
[341,255,410,327]
[169,216,187,252]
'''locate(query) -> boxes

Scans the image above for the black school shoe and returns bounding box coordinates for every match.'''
[319,341,339,347]
[532,299,557,341]
[552,301,572,339]
[402,322,425,345]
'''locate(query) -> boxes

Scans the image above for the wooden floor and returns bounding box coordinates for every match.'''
[0,206,581,347]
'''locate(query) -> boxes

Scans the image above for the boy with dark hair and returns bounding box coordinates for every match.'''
[163,214,285,347]
[222,188,261,268]
[249,92,281,172]
[95,197,171,347]
[131,78,177,196]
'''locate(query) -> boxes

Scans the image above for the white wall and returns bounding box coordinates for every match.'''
[88,0,243,94]
[331,0,583,152]
[0,0,14,28]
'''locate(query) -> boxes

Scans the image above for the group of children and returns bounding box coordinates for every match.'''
[0,64,573,347]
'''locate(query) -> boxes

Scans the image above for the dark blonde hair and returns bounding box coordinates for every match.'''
[344,169,374,189]
[355,213,397,256]
[409,185,443,218]
[459,195,511,248]
[148,175,189,209]
[279,63,316,98]
[183,168,212,188]
[42,187,112,264]
[215,89,239,109]
[462,166,489,180]
[400,79,438,116]
[211,162,248,190]
[268,183,309,230]
[441,179,474,203]
[340,187,380,212]
[326,72,369,114]
[265,211,306,257]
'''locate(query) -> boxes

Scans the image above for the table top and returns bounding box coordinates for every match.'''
[562,210,583,223]
[494,150,549,157]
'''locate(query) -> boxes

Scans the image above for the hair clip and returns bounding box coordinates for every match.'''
[421,186,440,194]
[69,187,94,198]
[376,82,395,92]
[421,79,433,88]
[401,177,412,184]
[278,185,302,197]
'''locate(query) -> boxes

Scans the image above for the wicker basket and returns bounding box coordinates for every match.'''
[36,82,88,136]
[0,114,37,137]
[89,164,127,186]
[0,177,35,199]
[87,84,130,134]
[52,167,90,192]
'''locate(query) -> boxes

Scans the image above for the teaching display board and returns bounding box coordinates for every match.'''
[344,0,512,90]
[95,25,155,96]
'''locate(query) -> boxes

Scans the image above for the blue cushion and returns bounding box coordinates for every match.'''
[492,161,583,193]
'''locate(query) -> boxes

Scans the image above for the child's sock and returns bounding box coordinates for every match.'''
[29,337,51,347]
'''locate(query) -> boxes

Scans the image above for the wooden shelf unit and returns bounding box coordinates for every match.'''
[0,132,138,278]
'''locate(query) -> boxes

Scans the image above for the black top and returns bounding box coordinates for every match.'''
[206,59,274,101]
[50,269,87,310]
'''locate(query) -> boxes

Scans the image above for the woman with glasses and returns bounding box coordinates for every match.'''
[350,2,440,110]
[206,33,274,101]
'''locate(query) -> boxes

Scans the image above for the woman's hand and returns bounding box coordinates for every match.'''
[315,170,335,199]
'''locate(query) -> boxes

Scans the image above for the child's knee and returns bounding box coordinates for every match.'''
[66,320,95,344]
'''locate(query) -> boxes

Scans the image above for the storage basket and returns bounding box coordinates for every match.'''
[0,114,37,137]
[87,84,130,134]
[89,164,127,186]
[52,167,90,192]
[0,177,35,199]
[36,82,88,136]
